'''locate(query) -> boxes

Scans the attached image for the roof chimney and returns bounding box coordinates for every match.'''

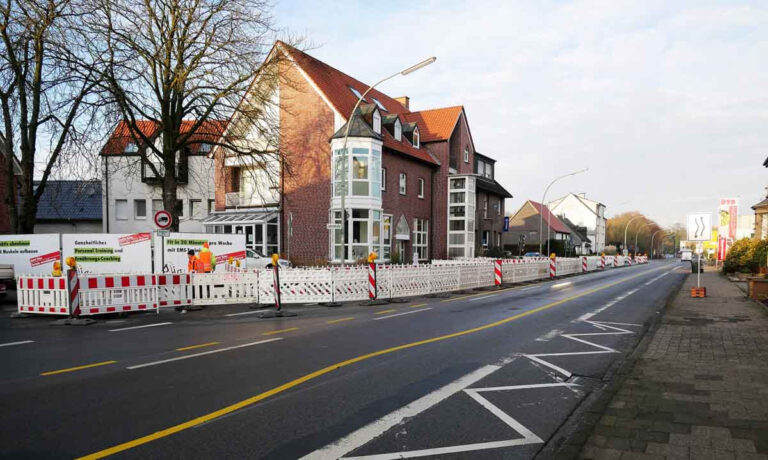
[395,96,410,110]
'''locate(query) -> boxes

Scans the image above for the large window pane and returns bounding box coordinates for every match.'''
[353,220,368,244]
[353,156,368,180]
[352,181,369,196]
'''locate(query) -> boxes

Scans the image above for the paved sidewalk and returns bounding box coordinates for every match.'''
[579,270,768,460]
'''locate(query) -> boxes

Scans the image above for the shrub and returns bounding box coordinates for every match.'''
[723,238,766,274]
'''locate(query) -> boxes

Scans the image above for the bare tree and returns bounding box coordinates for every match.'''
[0,0,102,233]
[89,0,292,230]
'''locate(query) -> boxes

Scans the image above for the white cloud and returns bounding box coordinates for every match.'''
[275,0,768,225]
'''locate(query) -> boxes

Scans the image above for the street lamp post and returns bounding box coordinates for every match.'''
[538,168,589,256]
[650,230,664,259]
[623,215,644,254]
[634,223,651,255]
[336,56,436,265]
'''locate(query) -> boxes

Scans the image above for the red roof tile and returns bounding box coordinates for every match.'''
[279,42,450,165]
[101,120,227,155]
[402,106,463,143]
[528,200,571,234]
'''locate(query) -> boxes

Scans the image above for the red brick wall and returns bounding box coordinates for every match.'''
[279,62,335,265]
[424,141,448,259]
[381,152,434,260]
[475,189,506,255]
[449,113,475,175]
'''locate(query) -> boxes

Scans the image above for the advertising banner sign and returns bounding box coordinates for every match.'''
[0,234,60,275]
[154,232,246,273]
[62,233,152,274]
[718,199,738,256]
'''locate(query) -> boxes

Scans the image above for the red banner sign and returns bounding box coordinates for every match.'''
[215,250,247,264]
[119,233,151,246]
[30,251,61,267]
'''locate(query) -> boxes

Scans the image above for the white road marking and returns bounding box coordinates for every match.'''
[372,308,432,320]
[644,270,673,286]
[302,364,501,460]
[551,282,572,288]
[126,338,282,370]
[224,310,270,317]
[0,340,34,348]
[525,355,573,378]
[468,294,498,302]
[108,322,173,332]
[577,288,639,322]
[535,329,564,342]
[518,286,537,291]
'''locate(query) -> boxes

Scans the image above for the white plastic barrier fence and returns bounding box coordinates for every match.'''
[190,272,259,306]
[78,274,158,316]
[17,275,70,315]
[276,267,333,304]
[556,258,582,276]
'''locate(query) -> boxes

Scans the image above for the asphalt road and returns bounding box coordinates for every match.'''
[0,260,688,459]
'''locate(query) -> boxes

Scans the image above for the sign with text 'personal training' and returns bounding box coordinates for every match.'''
[687,213,712,242]
[154,232,246,273]
[0,234,60,275]
[62,233,152,274]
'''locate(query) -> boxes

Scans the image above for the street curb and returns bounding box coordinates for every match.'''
[534,269,689,459]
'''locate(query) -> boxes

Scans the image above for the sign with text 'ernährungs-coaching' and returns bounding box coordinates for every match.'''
[62,233,152,274]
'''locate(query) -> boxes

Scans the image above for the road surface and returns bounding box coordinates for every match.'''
[0,260,687,459]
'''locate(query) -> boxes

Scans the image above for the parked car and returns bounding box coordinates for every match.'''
[523,252,542,258]
[246,248,291,269]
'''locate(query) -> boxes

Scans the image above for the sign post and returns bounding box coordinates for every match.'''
[687,212,712,296]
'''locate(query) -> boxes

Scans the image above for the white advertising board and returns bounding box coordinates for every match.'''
[154,232,246,273]
[62,233,152,274]
[0,234,61,275]
[687,213,712,242]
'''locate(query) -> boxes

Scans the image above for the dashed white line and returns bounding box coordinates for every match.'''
[0,340,34,348]
[301,364,501,460]
[551,282,572,288]
[468,294,498,302]
[126,338,282,370]
[224,310,270,317]
[577,288,638,322]
[372,307,432,320]
[108,322,173,332]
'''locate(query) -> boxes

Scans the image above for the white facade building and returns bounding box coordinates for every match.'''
[100,121,218,233]
[548,193,607,253]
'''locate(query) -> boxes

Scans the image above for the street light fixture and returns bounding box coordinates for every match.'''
[337,56,436,265]
[623,215,645,254]
[635,223,651,254]
[538,168,589,256]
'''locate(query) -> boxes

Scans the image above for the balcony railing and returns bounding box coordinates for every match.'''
[225,191,278,208]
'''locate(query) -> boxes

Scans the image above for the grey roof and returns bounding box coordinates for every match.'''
[476,175,512,198]
[559,216,591,243]
[331,107,382,141]
[34,180,102,221]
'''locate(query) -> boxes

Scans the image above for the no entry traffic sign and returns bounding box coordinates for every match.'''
[154,210,172,229]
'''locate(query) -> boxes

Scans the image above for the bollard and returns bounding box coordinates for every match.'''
[549,253,556,279]
[257,254,296,318]
[600,253,605,270]
[582,256,587,273]
[494,259,502,286]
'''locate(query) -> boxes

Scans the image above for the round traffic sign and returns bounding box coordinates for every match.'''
[154,210,172,229]
[622,248,629,256]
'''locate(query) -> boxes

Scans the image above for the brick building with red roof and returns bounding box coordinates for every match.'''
[203,41,512,264]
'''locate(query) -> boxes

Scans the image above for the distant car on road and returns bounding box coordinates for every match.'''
[680,250,692,262]
[246,248,291,269]
[523,252,542,258]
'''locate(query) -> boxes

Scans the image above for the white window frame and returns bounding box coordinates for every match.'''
[394,119,402,141]
[483,195,488,218]
[482,230,490,248]
[115,199,129,220]
[190,199,203,219]
[413,218,429,261]
[381,167,387,191]
[413,127,419,148]
[418,178,425,199]
[373,110,381,134]
[399,173,407,195]
[463,147,469,163]
[134,199,147,219]
[497,199,501,216]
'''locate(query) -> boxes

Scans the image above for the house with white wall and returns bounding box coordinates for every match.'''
[547,193,606,253]
[100,120,219,233]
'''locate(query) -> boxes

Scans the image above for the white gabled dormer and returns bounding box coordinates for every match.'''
[394,118,402,141]
[373,109,381,134]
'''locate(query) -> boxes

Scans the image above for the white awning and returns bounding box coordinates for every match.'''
[202,210,279,226]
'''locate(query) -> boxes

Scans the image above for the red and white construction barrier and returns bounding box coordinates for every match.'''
[582,256,588,273]
[494,259,502,286]
[549,256,556,279]
[78,274,158,315]
[368,262,377,300]
[601,255,605,270]
[157,274,192,309]
[17,276,69,315]
[68,269,81,317]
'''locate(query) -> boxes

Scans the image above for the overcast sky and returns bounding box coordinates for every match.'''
[274,0,767,226]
